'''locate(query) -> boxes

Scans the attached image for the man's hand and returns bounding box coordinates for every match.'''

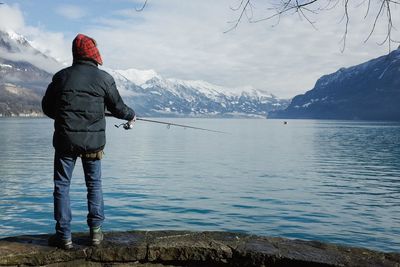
[123,115,136,130]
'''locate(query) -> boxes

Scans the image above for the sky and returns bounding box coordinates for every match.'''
[0,0,398,98]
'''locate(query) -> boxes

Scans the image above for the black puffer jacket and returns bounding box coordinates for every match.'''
[42,60,135,154]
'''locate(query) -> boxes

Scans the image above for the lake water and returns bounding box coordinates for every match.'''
[0,118,399,252]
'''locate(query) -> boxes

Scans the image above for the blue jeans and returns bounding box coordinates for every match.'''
[53,151,104,240]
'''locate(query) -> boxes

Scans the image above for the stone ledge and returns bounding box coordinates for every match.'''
[0,231,399,266]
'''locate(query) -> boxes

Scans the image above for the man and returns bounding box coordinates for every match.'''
[42,33,135,249]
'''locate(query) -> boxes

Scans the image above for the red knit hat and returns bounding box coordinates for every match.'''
[72,34,103,65]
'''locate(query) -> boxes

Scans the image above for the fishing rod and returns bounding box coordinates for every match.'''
[105,113,226,134]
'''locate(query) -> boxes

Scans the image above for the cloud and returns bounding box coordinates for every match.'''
[0,46,62,74]
[0,4,71,72]
[0,3,25,31]
[84,0,397,98]
[56,5,86,20]
[23,27,71,65]
[1,1,399,98]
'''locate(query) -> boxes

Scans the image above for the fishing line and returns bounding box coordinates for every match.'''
[107,113,226,134]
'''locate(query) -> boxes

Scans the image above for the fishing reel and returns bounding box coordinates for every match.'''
[115,122,134,130]
[115,115,136,130]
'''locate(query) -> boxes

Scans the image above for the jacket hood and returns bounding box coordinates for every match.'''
[72,34,103,65]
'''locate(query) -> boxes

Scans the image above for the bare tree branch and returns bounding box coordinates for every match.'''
[136,0,148,12]
[296,0,318,29]
[365,0,371,19]
[364,0,386,43]
[132,0,399,51]
[224,0,251,33]
[339,0,350,52]
[230,0,245,11]
[226,0,400,51]
[246,0,318,23]
[377,0,394,50]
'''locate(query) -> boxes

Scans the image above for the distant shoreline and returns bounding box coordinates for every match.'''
[0,113,268,119]
[0,113,44,118]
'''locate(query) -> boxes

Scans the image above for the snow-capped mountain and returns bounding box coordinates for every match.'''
[108,68,289,117]
[116,68,160,86]
[0,30,54,116]
[270,48,400,121]
[0,30,61,73]
[0,29,289,117]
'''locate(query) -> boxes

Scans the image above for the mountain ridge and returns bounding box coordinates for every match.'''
[0,29,289,117]
[109,68,288,117]
[269,48,400,121]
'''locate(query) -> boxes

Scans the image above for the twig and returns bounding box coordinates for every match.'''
[227,0,398,51]
[364,0,386,43]
[136,0,148,12]
[339,0,350,52]
[224,0,251,33]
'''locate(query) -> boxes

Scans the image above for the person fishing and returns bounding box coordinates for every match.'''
[42,33,135,249]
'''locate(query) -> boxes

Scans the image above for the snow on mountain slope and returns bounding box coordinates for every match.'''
[0,29,289,117]
[102,68,141,97]
[110,68,289,117]
[5,30,28,45]
[115,68,278,99]
[0,30,61,73]
[116,68,159,86]
[270,48,400,120]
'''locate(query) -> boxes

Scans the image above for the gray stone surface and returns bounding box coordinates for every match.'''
[0,231,399,266]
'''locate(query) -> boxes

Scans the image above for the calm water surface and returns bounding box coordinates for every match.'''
[0,118,399,252]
